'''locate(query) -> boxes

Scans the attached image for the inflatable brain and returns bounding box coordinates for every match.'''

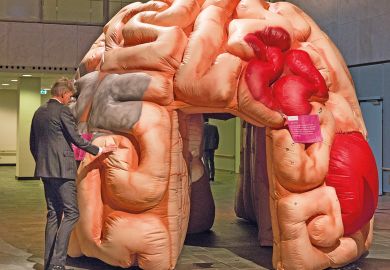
[68,0,379,269]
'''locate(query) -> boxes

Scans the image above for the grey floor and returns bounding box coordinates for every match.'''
[0,166,389,270]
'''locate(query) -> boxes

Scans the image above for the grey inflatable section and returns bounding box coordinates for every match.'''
[74,71,100,121]
[89,73,151,132]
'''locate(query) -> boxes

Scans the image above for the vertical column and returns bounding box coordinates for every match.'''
[16,76,41,179]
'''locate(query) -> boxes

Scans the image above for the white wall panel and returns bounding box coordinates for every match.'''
[0,22,9,65]
[0,21,101,68]
[8,23,43,66]
[42,24,79,67]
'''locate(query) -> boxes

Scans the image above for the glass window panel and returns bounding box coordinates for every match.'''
[122,0,149,7]
[91,0,104,24]
[0,0,40,21]
[57,0,90,23]
[43,0,57,21]
[0,1,7,20]
[109,0,122,19]
[122,0,135,5]
[108,0,150,19]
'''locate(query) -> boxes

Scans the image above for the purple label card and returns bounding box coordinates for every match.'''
[287,115,322,144]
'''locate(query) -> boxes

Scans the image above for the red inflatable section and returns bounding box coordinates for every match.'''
[326,132,378,236]
[244,27,329,116]
[244,31,284,110]
[272,74,315,115]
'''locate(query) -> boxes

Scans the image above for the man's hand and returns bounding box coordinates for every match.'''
[101,144,117,153]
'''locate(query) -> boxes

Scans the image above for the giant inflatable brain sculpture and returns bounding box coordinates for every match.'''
[68,0,379,269]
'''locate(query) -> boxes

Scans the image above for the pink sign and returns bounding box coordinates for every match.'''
[287,115,322,144]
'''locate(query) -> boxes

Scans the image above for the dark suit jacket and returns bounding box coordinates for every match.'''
[30,99,99,179]
[203,123,219,150]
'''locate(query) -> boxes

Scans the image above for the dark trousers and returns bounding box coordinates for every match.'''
[42,178,79,269]
[204,149,216,180]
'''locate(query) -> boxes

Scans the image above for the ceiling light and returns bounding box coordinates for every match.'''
[11,79,18,82]
[22,74,32,77]
[1,83,10,86]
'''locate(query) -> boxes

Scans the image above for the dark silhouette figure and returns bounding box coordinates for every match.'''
[203,118,219,181]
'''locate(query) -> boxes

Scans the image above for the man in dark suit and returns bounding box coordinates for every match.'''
[203,117,219,182]
[30,77,116,270]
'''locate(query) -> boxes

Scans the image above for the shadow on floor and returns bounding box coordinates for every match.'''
[67,256,142,270]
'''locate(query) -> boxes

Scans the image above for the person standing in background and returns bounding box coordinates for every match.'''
[29,77,117,270]
[203,117,219,182]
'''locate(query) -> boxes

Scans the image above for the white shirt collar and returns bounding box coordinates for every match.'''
[50,97,63,104]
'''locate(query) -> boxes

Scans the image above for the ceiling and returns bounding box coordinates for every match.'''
[0,71,73,91]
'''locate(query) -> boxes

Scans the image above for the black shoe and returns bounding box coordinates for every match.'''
[48,265,73,270]
[48,266,64,270]
[209,178,214,182]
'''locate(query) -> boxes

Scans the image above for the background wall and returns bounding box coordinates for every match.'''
[287,0,390,65]
[211,118,241,174]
